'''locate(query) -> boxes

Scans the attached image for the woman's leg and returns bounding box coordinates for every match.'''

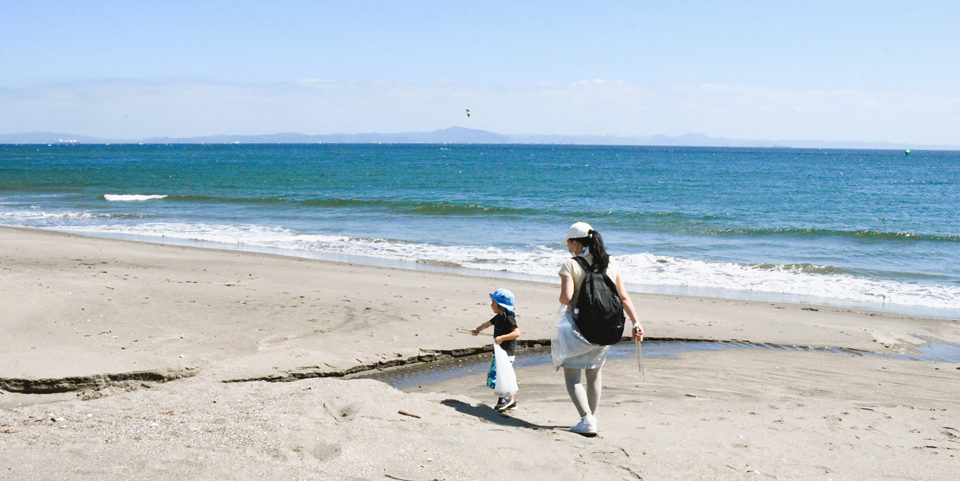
[584,367,602,415]
[563,368,591,417]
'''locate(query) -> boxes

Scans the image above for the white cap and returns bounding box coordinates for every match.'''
[565,222,593,241]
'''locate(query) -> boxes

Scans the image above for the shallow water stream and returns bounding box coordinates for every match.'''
[352,338,960,391]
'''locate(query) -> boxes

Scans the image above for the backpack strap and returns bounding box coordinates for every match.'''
[571,256,593,273]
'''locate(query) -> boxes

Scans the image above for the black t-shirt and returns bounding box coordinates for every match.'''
[491,311,518,356]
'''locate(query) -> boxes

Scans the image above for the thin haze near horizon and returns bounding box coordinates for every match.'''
[1,1,958,144]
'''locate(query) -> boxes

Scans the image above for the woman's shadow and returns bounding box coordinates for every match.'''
[440,399,564,431]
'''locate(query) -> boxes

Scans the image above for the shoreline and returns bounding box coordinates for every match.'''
[10,224,959,320]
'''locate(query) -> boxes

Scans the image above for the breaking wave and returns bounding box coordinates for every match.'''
[104,194,168,201]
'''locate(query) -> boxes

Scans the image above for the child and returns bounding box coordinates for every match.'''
[472,288,521,411]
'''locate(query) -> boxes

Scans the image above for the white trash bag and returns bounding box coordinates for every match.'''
[493,343,518,397]
[551,304,609,370]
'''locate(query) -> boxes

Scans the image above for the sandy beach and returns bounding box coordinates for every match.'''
[2,225,959,480]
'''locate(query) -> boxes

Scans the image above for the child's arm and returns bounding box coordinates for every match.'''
[494,327,520,345]
[471,321,493,336]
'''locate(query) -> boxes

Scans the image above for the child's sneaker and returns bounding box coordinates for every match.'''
[570,414,598,436]
[494,398,516,412]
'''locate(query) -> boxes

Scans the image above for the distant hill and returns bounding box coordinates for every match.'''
[1,128,956,150]
[140,127,514,144]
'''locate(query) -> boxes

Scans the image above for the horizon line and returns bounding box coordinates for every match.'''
[1,127,957,151]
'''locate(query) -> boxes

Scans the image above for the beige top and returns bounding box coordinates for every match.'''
[558,253,622,305]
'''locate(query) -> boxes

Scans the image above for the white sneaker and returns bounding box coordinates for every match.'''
[570,414,598,436]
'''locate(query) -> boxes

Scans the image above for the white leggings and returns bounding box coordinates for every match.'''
[563,367,602,417]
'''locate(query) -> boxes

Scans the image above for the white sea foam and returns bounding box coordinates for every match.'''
[53,221,960,313]
[0,210,105,221]
[103,194,167,201]
[614,253,960,312]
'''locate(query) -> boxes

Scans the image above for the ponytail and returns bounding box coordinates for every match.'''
[571,229,610,272]
[587,230,610,271]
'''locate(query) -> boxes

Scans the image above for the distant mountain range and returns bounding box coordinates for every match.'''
[1,127,956,150]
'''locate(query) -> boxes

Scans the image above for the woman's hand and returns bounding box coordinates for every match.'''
[494,336,503,345]
[632,323,644,342]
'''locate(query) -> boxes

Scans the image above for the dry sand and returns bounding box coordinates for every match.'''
[2,226,959,480]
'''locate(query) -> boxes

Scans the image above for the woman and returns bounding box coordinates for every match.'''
[557,222,643,436]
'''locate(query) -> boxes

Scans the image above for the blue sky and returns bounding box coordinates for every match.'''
[1,1,958,143]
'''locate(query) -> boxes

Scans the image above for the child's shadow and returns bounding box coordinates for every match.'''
[440,399,564,431]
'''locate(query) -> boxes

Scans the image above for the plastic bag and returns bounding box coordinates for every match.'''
[551,304,610,370]
[492,343,518,397]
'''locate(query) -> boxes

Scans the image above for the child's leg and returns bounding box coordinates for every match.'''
[584,367,602,415]
[563,368,591,417]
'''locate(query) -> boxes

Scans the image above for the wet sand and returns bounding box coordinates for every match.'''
[2,226,959,480]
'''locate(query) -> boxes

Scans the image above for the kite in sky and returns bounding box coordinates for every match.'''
[465,109,471,118]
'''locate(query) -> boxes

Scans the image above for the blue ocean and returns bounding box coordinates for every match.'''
[2,144,958,318]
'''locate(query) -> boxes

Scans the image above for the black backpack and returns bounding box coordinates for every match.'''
[571,256,625,345]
